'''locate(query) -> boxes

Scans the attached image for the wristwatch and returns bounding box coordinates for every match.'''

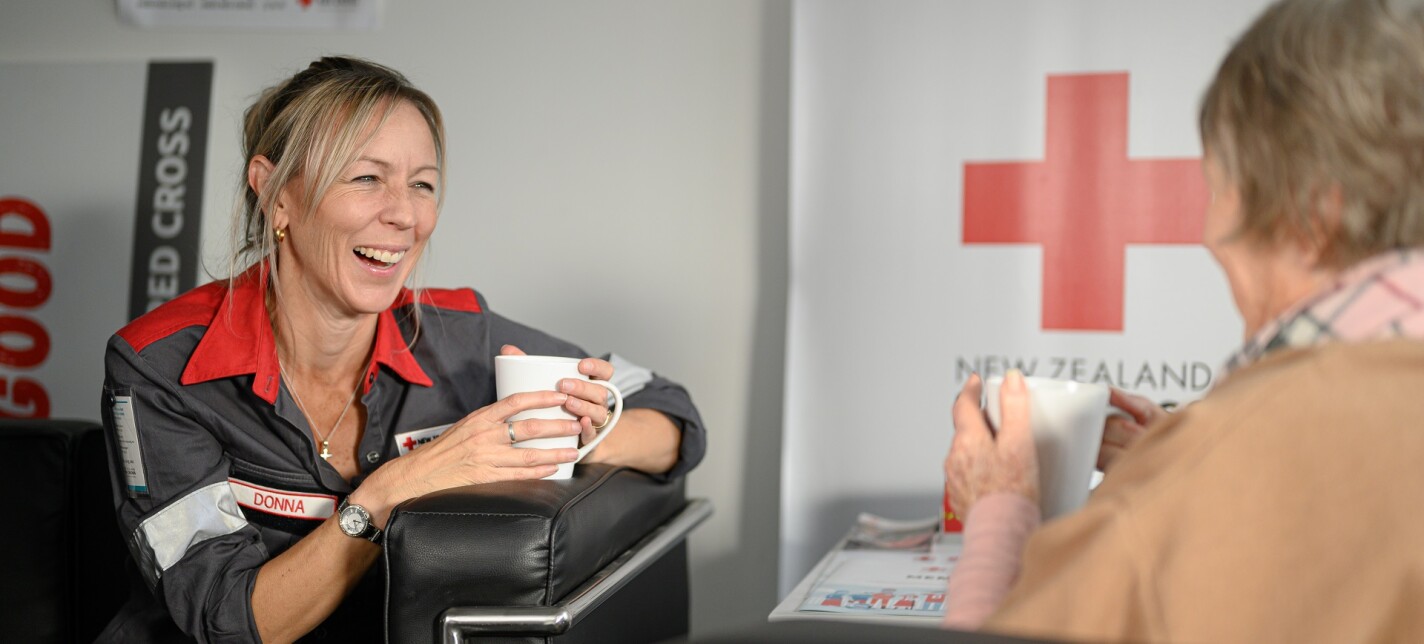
[337,498,383,544]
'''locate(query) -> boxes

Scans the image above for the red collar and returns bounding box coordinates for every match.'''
[180,264,433,404]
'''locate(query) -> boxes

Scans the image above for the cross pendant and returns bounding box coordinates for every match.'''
[319,441,333,460]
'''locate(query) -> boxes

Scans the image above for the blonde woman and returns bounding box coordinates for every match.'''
[99,57,705,642]
[944,0,1424,641]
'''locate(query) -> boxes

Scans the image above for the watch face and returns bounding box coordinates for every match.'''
[339,505,367,536]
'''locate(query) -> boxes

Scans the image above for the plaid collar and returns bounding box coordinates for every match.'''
[1221,248,1424,378]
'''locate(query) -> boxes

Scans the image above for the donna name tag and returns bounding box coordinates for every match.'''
[228,478,336,521]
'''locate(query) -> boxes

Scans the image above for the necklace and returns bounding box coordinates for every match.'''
[277,360,363,461]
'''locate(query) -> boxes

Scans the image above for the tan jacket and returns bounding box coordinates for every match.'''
[986,340,1424,643]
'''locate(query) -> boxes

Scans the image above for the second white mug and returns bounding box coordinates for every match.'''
[983,375,1108,520]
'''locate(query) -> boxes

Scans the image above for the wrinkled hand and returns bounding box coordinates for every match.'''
[500,345,615,447]
[1098,388,1167,473]
[945,371,1039,522]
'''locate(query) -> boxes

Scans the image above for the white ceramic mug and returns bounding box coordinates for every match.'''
[495,355,623,480]
[983,376,1109,520]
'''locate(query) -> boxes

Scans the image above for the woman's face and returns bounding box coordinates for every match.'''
[277,100,439,318]
[1202,154,1327,340]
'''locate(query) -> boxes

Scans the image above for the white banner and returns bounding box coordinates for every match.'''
[781,0,1272,593]
[117,0,382,31]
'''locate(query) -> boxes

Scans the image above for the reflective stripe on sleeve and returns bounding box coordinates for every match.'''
[131,480,249,585]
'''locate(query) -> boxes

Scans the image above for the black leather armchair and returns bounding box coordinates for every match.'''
[3,420,707,644]
[0,419,129,644]
[384,464,712,644]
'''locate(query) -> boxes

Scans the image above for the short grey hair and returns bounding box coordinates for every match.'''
[1200,0,1424,266]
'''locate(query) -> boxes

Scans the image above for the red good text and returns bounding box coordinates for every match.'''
[0,197,51,418]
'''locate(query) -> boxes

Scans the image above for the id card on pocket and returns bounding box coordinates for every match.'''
[109,387,150,498]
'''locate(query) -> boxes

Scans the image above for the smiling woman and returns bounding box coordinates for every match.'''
[258,101,440,334]
[97,57,706,643]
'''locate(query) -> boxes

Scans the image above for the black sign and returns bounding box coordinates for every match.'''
[128,61,212,321]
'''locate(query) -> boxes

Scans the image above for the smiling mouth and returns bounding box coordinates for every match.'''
[354,246,406,269]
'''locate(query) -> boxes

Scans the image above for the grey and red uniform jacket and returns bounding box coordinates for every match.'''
[96,267,705,643]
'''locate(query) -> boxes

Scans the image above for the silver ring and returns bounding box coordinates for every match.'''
[507,422,517,444]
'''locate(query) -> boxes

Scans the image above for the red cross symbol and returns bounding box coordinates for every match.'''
[962,73,1208,332]
[401,435,417,451]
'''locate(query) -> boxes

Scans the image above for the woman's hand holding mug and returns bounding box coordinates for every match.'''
[500,344,616,447]
[495,346,623,479]
[945,371,1041,522]
[349,390,583,530]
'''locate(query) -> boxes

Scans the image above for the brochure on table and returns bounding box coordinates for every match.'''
[770,514,959,625]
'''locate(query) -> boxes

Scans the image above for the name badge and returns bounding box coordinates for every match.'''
[394,423,452,456]
[229,478,336,521]
[109,389,149,498]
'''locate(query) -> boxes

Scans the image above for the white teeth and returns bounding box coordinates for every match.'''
[355,246,405,265]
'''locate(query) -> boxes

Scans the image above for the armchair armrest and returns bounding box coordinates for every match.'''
[439,498,711,643]
[383,464,709,643]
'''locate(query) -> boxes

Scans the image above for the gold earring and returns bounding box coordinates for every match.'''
[274,227,287,243]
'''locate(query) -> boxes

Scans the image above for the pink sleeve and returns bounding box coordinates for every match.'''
[942,493,1041,630]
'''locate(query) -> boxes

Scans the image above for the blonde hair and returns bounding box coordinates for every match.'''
[227,56,445,309]
[1200,0,1424,265]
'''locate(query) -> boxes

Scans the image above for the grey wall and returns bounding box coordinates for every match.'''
[0,0,789,635]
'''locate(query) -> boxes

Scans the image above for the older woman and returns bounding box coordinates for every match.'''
[98,57,705,643]
[943,0,1424,641]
